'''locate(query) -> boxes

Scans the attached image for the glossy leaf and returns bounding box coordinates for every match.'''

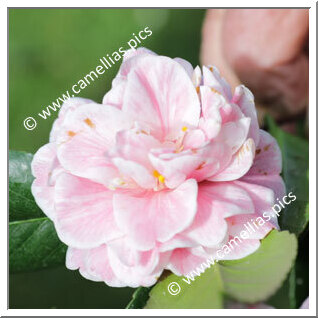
[266,117,309,235]
[10,217,66,272]
[9,151,66,272]
[9,150,44,222]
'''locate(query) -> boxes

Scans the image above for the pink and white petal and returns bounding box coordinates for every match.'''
[114,129,161,169]
[112,158,156,189]
[215,117,251,154]
[50,97,93,142]
[58,132,119,187]
[192,66,202,87]
[66,248,101,282]
[159,234,196,252]
[209,138,255,182]
[167,247,209,276]
[122,55,200,141]
[149,149,202,189]
[31,143,61,218]
[212,237,261,261]
[232,85,260,145]
[66,247,85,270]
[66,246,126,287]
[113,179,198,251]
[183,182,254,247]
[57,103,132,146]
[54,173,122,249]
[107,238,159,275]
[202,65,232,101]
[247,130,282,176]
[219,102,244,124]
[234,180,279,228]
[200,182,255,217]
[199,86,222,139]
[189,142,232,181]
[227,214,273,240]
[122,47,157,62]
[107,240,162,287]
[241,174,286,201]
[183,196,228,247]
[102,77,126,108]
[83,245,126,287]
[56,104,131,185]
[174,57,194,77]
[183,129,206,149]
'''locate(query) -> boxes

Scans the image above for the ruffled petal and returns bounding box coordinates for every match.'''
[54,173,122,249]
[66,246,125,287]
[247,129,282,176]
[183,181,254,247]
[232,85,260,145]
[113,179,198,251]
[198,86,222,139]
[202,65,232,101]
[209,138,255,181]
[31,143,62,218]
[56,103,132,186]
[167,247,209,276]
[50,97,93,142]
[122,55,200,140]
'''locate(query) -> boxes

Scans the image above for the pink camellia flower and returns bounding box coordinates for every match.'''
[31,48,285,287]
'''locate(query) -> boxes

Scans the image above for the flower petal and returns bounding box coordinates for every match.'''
[66,246,125,287]
[232,85,260,145]
[107,238,165,287]
[247,129,282,176]
[183,181,254,247]
[167,247,209,276]
[31,143,61,219]
[50,97,93,142]
[113,179,198,251]
[209,138,255,181]
[234,180,279,228]
[122,55,200,140]
[54,173,122,249]
[56,103,131,186]
[202,65,232,101]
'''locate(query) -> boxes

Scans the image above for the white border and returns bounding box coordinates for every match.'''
[3,1,316,316]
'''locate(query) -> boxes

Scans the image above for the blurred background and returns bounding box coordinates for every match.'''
[9,9,205,154]
[9,8,309,309]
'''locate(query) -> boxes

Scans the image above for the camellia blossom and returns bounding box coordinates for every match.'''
[31,48,285,287]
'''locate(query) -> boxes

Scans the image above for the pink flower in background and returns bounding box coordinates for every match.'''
[31,48,285,287]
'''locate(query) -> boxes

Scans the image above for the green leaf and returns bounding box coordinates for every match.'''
[9,150,45,222]
[10,217,67,272]
[266,117,309,235]
[141,230,297,309]
[126,287,152,309]
[9,150,66,272]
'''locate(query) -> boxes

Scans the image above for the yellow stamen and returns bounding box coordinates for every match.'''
[210,87,220,94]
[84,118,95,128]
[67,130,76,137]
[182,126,188,132]
[158,175,165,183]
[153,170,165,183]
[175,145,184,153]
